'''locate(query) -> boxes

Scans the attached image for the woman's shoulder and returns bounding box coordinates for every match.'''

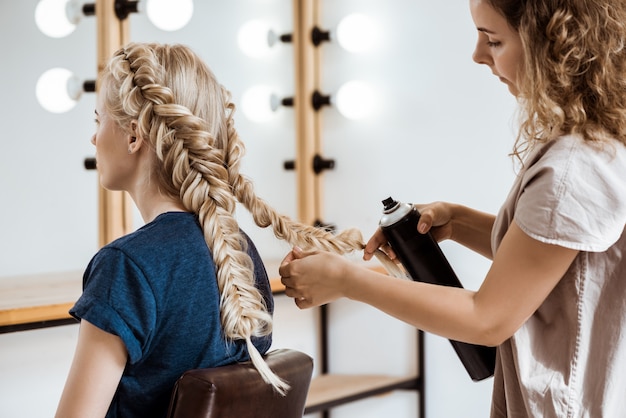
[516,134,626,251]
[530,134,626,169]
[524,134,626,195]
[107,212,200,247]
[92,212,205,271]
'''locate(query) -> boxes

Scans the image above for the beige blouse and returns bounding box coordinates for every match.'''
[490,134,626,417]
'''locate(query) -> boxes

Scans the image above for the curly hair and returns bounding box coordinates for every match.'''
[98,42,393,394]
[487,0,626,158]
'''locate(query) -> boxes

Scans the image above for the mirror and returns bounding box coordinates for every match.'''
[0,1,297,278]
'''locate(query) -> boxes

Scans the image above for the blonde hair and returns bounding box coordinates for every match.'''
[487,0,626,159]
[100,42,388,394]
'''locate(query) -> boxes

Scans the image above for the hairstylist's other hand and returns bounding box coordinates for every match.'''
[279,247,350,309]
[363,201,455,262]
[413,201,454,242]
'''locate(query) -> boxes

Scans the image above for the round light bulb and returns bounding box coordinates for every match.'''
[336,13,381,54]
[146,0,194,31]
[241,86,275,123]
[336,81,377,120]
[35,0,76,38]
[36,68,79,113]
[238,20,274,58]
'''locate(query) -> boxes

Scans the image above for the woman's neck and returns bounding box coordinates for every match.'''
[140,201,188,224]
[125,152,189,223]
[130,186,188,224]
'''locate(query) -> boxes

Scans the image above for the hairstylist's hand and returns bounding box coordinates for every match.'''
[363,201,455,262]
[279,248,351,309]
[363,228,397,261]
[413,201,454,242]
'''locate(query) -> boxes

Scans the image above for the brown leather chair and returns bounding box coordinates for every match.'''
[166,349,314,418]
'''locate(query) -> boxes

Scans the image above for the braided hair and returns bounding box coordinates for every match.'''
[99,42,398,394]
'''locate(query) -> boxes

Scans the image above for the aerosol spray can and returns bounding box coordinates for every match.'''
[379,197,495,381]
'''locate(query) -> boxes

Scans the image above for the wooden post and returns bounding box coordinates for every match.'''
[311,0,325,225]
[292,0,320,225]
[95,0,134,247]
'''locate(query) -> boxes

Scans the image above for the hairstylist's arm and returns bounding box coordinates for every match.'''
[364,202,496,261]
[55,320,126,418]
[281,221,578,346]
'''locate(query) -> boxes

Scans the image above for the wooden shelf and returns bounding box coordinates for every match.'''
[0,271,82,328]
[305,373,420,414]
[0,268,286,332]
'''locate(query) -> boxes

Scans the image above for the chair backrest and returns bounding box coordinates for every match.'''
[166,349,314,418]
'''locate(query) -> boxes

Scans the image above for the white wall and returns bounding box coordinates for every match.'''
[317,2,517,416]
[0,1,517,417]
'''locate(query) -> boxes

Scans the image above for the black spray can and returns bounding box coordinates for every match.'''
[379,197,495,381]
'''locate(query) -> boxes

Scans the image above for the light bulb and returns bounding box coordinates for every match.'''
[36,68,79,113]
[238,20,275,58]
[336,13,381,54]
[146,0,194,31]
[335,81,377,120]
[241,86,276,123]
[35,0,76,38]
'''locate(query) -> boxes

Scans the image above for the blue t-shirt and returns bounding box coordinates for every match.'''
[70,211,273,418]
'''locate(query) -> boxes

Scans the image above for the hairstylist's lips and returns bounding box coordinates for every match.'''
[491,71,506,84]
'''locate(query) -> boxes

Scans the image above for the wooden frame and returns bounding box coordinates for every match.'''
[292,0,320,225]
[96,0,134,248]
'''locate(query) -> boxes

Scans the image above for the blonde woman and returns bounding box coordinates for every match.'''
[280,0,626,416]
[55,42,364,418]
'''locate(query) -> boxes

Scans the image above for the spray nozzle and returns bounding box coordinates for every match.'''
[382,197,399,212]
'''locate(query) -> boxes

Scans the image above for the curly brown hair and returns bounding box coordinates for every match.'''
[487,0,626,158]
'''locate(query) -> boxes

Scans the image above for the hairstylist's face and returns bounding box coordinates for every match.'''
[470,0,524,96]
[91,84,135,191]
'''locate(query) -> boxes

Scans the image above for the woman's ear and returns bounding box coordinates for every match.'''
[127,120,144,154]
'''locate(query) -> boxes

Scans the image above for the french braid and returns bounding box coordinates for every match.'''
[101,42,400,395]
[220,87,368,253]
[219,90,403,271]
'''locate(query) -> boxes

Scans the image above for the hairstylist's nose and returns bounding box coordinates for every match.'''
[472,48,483,64]
[91,134,96,146]
[472,42,490,65]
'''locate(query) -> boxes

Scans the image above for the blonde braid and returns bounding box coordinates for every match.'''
[220,88,404,278]
[105,43,290,393]
[220,89,366,254]
[149,69,288,393]
[187,97,400,280]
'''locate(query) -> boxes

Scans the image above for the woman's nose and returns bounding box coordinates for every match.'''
[472,48,485,65]
[91,134,96,146]
[472,42,492,66]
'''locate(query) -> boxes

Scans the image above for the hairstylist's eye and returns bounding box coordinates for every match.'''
[487,40,501,48]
